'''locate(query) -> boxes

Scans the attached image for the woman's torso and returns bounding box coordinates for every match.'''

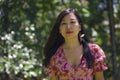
[51,44,93,80]
[45,43,108,80]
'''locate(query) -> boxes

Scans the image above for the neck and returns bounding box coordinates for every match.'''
[64,38,81,49]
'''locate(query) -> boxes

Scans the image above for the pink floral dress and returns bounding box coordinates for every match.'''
[45,43,108,80]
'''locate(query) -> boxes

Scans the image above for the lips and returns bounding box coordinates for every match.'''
[66,31,73,34]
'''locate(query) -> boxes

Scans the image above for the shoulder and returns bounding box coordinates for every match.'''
[88,43,104,52]
[88,43,108,72]
[50,46,63,63]
[88,43,106,58]
[88,43,101,49]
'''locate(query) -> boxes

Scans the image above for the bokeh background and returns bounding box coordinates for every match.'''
[0,0,120,80]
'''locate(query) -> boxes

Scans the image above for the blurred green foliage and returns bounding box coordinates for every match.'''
[0,0,120,80]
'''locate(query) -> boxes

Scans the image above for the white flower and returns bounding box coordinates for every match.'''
[25,32,29,36]
[19,64,23,69]
[11,31,15,34]
[30,24,35,31]
[8,54,13,59]
[25,27,29,31]
[1,37,5,40]
[13,54,17,58]
[29,71,37,77]
[39,70,42,74]
[40,63,42,67]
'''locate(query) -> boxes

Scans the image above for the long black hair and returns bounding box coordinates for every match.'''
[43,8,94,68]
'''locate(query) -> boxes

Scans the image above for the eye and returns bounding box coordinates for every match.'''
[61,22,67,25]
[71,21,76,24]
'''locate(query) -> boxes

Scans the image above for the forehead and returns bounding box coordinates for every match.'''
[62,12,77,21]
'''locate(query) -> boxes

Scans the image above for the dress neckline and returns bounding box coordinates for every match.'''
[61,46,84,69]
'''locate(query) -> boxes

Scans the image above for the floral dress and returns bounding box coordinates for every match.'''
[45,43,108,80]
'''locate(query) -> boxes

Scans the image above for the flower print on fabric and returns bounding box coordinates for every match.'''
[45,43,108,80]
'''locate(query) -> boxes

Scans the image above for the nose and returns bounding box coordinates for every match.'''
[66,23,71,29]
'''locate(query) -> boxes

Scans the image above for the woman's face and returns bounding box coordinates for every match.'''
[59,12,81,40]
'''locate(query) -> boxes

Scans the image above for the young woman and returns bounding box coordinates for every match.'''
[43,8,108,80]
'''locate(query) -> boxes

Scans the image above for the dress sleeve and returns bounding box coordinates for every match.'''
[90,44,108,72]
[45,56,58,76]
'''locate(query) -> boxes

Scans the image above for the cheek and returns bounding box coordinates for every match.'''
[74,25,81,31]
[74,23,81,30]
[59,27,65,34]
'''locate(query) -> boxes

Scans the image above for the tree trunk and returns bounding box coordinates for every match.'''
[107,0,118,80]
